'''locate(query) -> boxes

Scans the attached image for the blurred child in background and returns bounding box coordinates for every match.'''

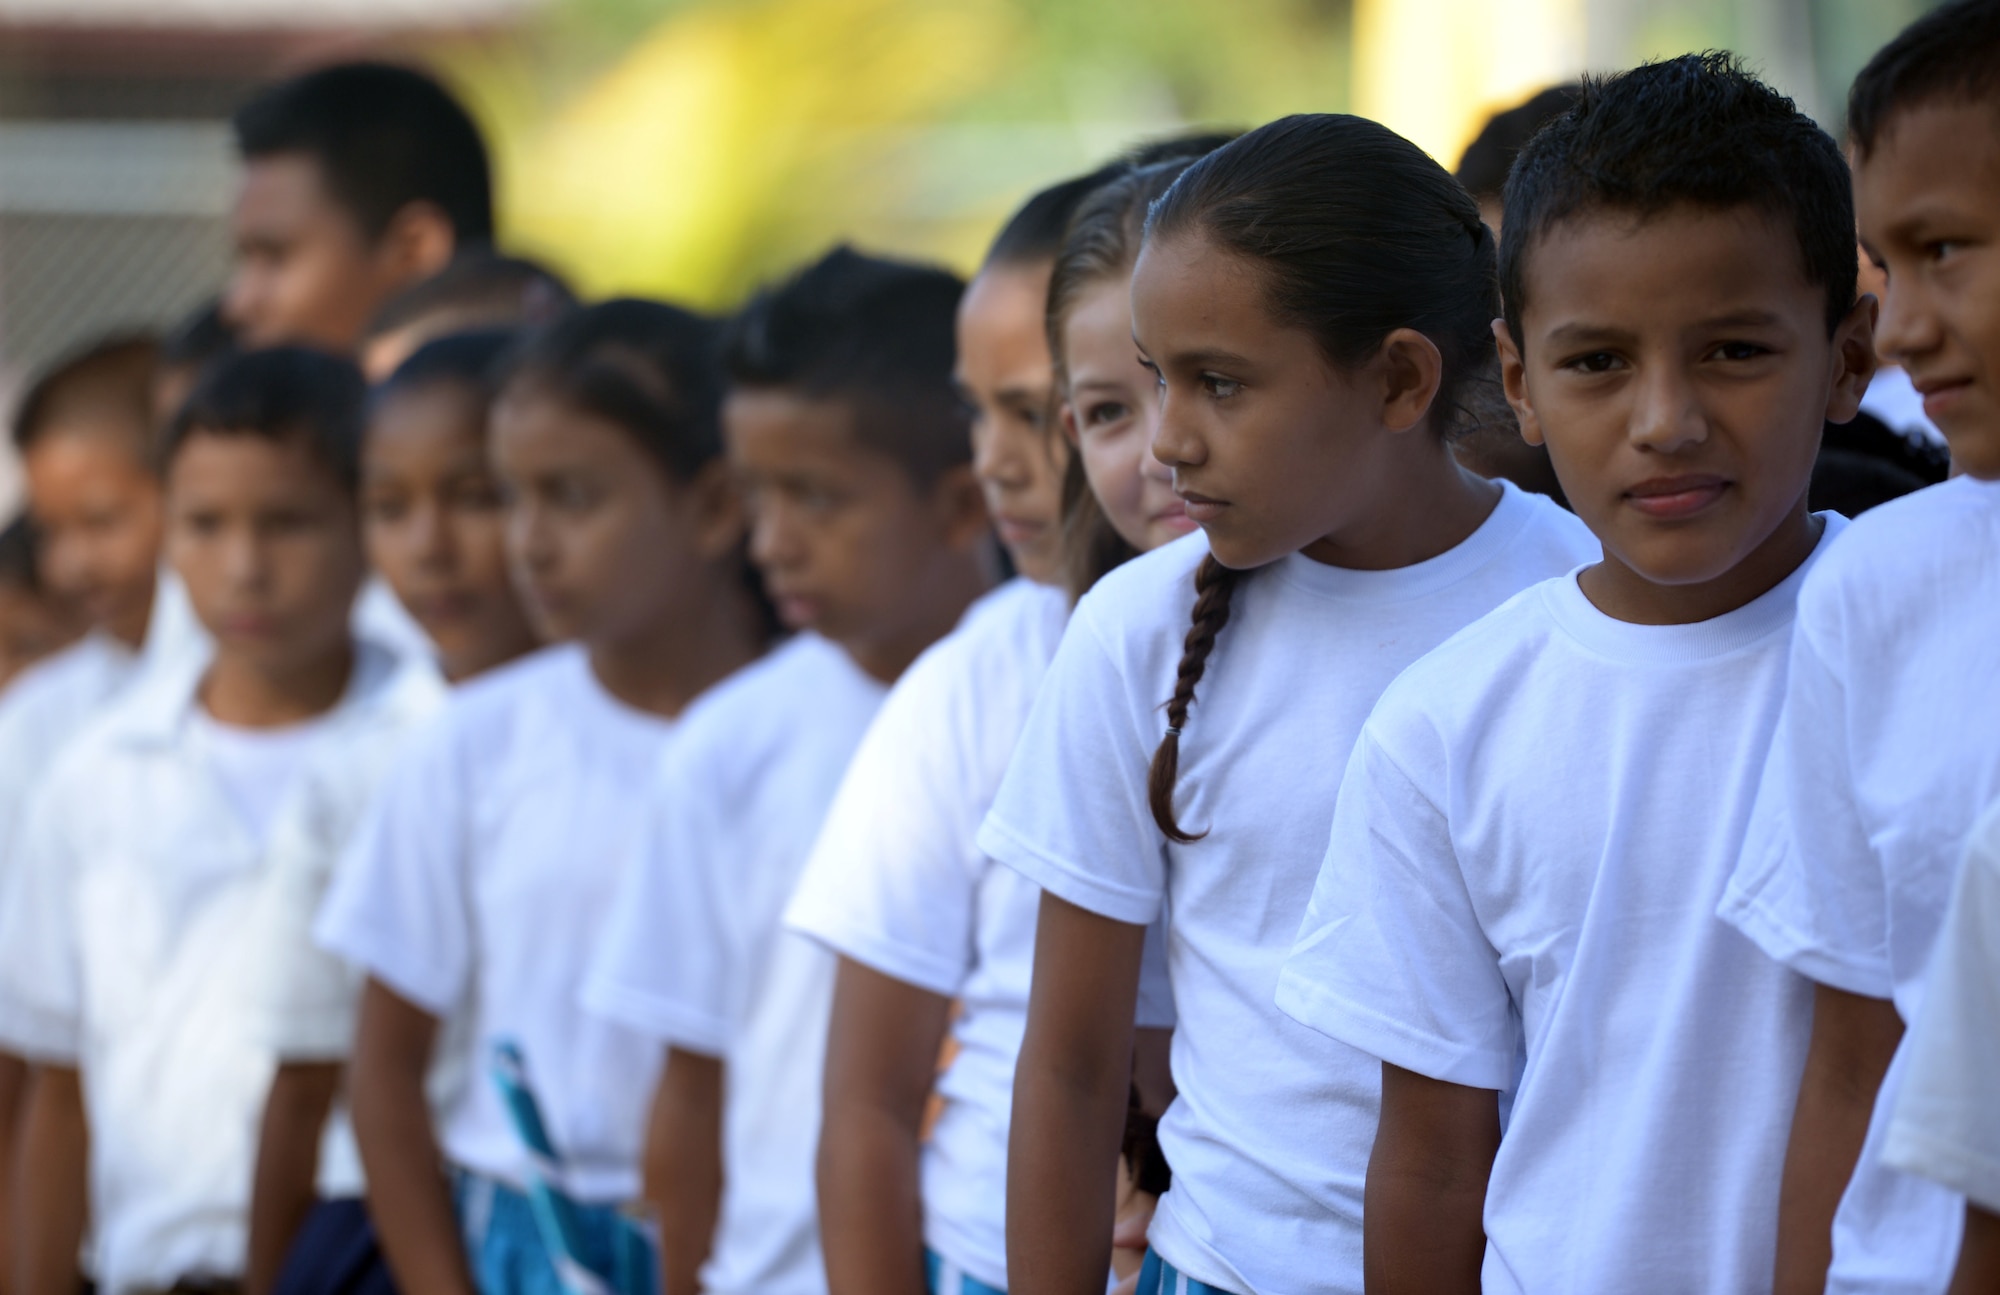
[790,158,1208,1295]
[319,301,773,1295]
[1,347,426,1295]
[1720,4,2000,1291]
[583,247,990,1295]
[244,329,541,1295]
[984,117,1597,1295]
[359,252,578,382]
[224,62,493,355]
[0,520,81,692]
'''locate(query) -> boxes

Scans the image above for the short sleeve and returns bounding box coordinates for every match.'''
[1276,728,1516,1090]
[314,722,474,1019]
[785,656,979,998]
[0,773,87,1062]
[1719,600,1893,998]
[248,773,372,1059]
[977,610,1164,927]
[582,747,736,1057]
[1883,808,2000,1211]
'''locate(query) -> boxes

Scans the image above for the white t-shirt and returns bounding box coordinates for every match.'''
[1721,475,2000,1293]
[193,713,339,849]
[1884,800,2000,1214]
[316,644,672,1203]
[584,633,888,1295]
[0,639,421,1294]
[785,579,1175,1290]
[1279,518,1843,1294]
[977,483,1597,1295]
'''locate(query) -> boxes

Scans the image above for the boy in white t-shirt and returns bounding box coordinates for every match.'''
[1277,56,1875,1293]
[1716,5,2000,1290]
[1883,801,2000,1291]
[583,247,992,1295]
[0,347,433,1295]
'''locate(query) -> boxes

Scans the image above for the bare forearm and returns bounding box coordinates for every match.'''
[650,1051,724,1295]
[1950,1205,2000,1295]
[817,1105,927,1295]
[246,1063,339,1295]
[0,1052,30,1295]
[1007,1043,1131,1294]
[1364,1063,1498,1295]
[1774,989,1903,1295]
[16,1067,87,1295]
[352,1073,473,1295]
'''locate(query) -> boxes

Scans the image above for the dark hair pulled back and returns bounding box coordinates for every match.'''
[1138,113,1498,842]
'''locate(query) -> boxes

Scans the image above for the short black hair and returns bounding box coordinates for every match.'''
[13,334,160,454]
[1456,84,1579,200]
[233,61,493,245]
[1501,53,1856,347]
[378,328,516,407]
[0,518,43,593]
[1126,130,1243,169]
[365,250,578,343]
[1849,0,2000,156]
[164,347,366,493]
[160,299,238,374]
[721,246,969,485]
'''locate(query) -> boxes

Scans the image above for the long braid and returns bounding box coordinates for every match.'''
[1147,554,1243,843]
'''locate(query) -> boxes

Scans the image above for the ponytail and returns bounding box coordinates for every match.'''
[1147,554,1243,842]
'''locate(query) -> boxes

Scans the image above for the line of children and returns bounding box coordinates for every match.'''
[11,7,2000,1293]
[580,247,992,1295]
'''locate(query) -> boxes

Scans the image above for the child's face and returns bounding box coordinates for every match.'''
[364,381,537,682]
[22,428,163,648]
[166,430,365,678]
[727,389,984,661]
[1060,272,1194,554]
[1855,102,2000,478]
[489,389,715,650]
[957,264,1069,582]
[225,153,433,353]
[1132,232,1396,570]
[1499,205,1873,607]
[0,584,81,690]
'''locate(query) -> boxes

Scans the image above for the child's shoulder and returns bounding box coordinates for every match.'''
[672,633,878,764]
[427,642,592,744]
[1072,530,1210,634]
[1803,475,2000,621]
[0,633,130,738]
[906,578,1069,698]
[1365,577,1569,746]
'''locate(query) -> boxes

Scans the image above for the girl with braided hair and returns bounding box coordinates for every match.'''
[975,114,1598,1295]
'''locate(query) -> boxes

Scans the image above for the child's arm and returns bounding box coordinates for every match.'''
[648,1047,725,1295]
[245,1061,340,1295]
[1008,891,1147,1295]
[1952,1205,2000,1295]
[1773,984,1905,1294]
[15,1064,87,1295]
[816,958,952,1295]
[348,978,476,1295]
[0,1049,29,1294]
[1365,1062,1500,1294]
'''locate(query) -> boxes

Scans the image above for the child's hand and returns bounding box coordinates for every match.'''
[1108,1188,1158,1294]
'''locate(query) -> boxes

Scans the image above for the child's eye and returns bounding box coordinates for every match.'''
[1928,240,1962,263]
[1085,401,1131,428]
[1201,373,1242,399]
[1713,341,1771,362]
[1561,351,1623,374]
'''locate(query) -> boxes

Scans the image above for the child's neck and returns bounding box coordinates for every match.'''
[200,640,354,728]
[1302,442,1501,572]
[588,565,769,720]
[107,577,158,653]
[845,556,991,686]
[1581,505,1823,627]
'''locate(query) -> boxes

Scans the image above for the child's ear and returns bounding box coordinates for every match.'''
[687,459,748,562]
[1377,328,1444,435]
[377,200,457,283]
[1825,293,1881,425]
[1059,400,1082,450]
[1492,320,1544,447]
[931,462,992,553]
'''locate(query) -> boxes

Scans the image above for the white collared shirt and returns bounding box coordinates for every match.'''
[0,636,436,1294]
